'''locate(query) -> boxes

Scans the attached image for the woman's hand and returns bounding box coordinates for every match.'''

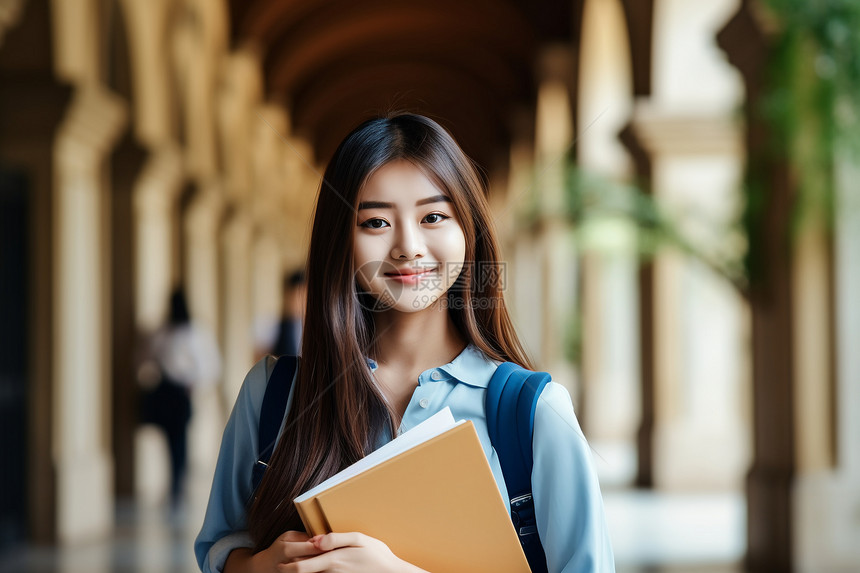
[224,531,323,573]
[277,532,429,573]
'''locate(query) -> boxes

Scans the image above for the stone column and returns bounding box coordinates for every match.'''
[717,2,795,569]
[628,0,751,492]
[53,84,126,543]
[48,0,129,543]
[172,0,231,489]
[221,211,255,401]
[217,49,263,402]
[171,0,226,183]
[184,181,226,482]
[185,183,224,340]
[118,0,174,147]
[532,44,577,393]
[631,105,749,489]
[250,105,292,355]
[280,135,319,271]
[132,147,184,331]
[500,109,540,360]
[793,147,860,571]
[575,0,639,483]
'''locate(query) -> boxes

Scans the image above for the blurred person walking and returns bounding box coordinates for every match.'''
[141,287,222,508]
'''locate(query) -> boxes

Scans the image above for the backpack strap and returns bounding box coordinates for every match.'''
[252,355,298,493]
[486,362,551,573]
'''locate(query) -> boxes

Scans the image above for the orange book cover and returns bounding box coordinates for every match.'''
[293,496,328,537]
[294,419,530,573]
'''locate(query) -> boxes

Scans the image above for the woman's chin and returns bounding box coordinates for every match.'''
[373,293,446,314]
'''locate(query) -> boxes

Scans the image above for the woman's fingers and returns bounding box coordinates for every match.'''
[276,551,335,573]
[273,530,324,562]
[274,532,400,572]
[311,532,367,551]
[279,530,311,543]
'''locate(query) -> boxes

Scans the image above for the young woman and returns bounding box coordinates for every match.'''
[195,113,615,572]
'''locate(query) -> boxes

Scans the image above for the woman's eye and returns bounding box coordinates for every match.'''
[423,213,450,224]
[360,218,389,229]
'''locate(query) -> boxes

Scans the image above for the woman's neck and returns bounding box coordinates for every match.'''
[371,299,467,376]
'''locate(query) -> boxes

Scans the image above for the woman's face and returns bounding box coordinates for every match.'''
[353,160,467,313]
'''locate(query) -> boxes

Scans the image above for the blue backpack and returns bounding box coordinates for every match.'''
[252,356,551,573]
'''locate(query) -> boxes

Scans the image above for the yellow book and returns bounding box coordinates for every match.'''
[294,408,531,573]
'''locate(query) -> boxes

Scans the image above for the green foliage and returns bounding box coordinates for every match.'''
[562,165,747,288]
[520,163,748,366]
[760,0,860,228]
[717,0,860,288]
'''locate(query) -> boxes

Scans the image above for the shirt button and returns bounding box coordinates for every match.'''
[430,371,442,381]
[419,398,430,408]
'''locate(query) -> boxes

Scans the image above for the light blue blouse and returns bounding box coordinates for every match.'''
[194,343,615,572]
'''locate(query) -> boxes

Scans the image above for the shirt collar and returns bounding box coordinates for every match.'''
[365,343,499,388]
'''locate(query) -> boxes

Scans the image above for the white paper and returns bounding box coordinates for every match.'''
[295,407,464,502]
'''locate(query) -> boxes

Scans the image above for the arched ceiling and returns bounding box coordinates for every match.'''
[228,0,573,170]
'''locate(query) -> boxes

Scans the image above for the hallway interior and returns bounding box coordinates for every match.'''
[3,1,860,571]
[0,464,744,573]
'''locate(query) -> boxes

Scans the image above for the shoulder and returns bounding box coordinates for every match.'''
[532,381,591,461]
[231,355,278,421]
[536,379,573,407]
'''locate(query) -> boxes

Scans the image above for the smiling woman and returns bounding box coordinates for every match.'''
[195,113,615,573]
[353,160,466,313]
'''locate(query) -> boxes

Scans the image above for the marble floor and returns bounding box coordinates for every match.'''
[606,488,744,573]
[0,487,744,573]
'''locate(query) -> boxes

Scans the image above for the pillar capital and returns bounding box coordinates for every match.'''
[119,0,175,146]
[56,85,127,170]
[51,0,101,85]
[218,48,264,201]
[132,144,185,207]
[629,100,743,157]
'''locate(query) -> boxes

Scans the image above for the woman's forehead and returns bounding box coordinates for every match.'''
[358,160,448,203]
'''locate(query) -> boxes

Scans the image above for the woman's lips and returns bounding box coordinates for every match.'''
[384,267,438,284]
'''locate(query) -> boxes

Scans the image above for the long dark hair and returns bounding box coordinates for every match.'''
[168,288,190,326]
[248,113,535,550]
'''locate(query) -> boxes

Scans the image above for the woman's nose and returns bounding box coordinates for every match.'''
[390,221,426,260]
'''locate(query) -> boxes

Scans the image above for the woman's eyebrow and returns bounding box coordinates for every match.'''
[357,195,451,210]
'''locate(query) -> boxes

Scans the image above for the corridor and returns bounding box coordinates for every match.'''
[3,1,859,571]
[0,468,744,573]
